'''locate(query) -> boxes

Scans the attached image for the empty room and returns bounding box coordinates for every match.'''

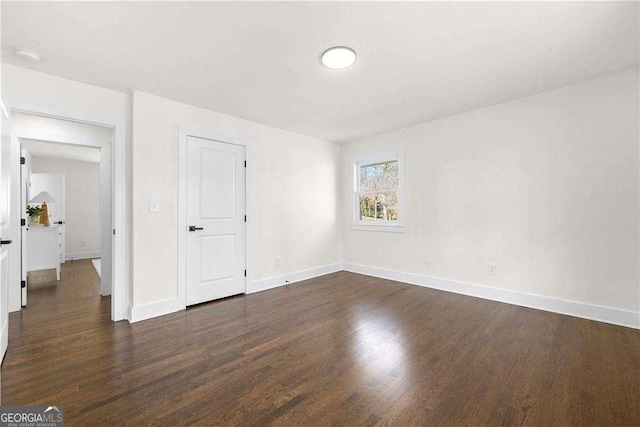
[0,1,638,426]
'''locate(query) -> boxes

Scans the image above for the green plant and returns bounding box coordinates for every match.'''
[26,205,43,217]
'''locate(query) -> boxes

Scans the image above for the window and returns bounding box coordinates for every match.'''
[352,150,405,232]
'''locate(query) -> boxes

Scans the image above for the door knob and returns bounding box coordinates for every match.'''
[189,226,204,232]
[0,239,12,246]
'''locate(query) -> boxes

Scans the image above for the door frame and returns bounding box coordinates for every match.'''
[20,149,28,306]
[1,93,12,362]
[8,99,129,321]
[177,128,251,309]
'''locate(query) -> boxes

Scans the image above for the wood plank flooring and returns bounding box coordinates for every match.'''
[1,259,639,425]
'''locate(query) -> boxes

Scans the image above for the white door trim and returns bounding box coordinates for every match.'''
[8,99,129,321]
[178,127,252,310]
[20,149,28,306]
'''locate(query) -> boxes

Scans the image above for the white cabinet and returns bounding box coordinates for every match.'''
[30,174,66,262]
[26,225,61,281]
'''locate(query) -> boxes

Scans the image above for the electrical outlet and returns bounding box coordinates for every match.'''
[275,256,281,267]
[149,200,160,213]
[488,264,498,276]
[425,258,432,268]
[81,239,87,247]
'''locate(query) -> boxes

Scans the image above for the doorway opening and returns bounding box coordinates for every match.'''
[7,109,127,322]
[21,135,107,308]
[14,113,110,311]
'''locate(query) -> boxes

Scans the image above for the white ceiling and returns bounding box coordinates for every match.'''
[22,139,100,164]
[2,2,638,143]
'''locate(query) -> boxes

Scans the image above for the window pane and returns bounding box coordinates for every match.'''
[358,160,399,223]
[359,161,398,193]
[359,192,398,222]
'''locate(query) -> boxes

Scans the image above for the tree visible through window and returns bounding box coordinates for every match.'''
[359,161,399,222]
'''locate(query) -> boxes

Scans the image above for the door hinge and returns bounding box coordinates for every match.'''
[244,160,247,168]
[244,215,247,222]
[21,280,26,289]
[21,218,26,226]
[244,270,247,277]
[20,156,25,165]
[113,229,116,235]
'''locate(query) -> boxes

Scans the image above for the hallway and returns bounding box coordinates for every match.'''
[2,260,113,404]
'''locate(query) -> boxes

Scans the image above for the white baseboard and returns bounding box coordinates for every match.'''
[130,263,342,323]
[127,262,639,329]
[130,298,184,323]
[249,263,343,294]
[343,262,640,329]
[27,265,58,272]
[66,251,100,261]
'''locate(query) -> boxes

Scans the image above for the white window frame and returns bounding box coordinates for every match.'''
[351,149,405,233]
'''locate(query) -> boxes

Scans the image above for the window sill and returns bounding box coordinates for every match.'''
[351,224,406,233]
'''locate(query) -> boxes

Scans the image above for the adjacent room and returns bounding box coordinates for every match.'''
[10,113,113,310]
[0,1,638,425]
[23,136,103,287]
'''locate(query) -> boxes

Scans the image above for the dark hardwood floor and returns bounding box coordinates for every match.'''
[1,260,639,425]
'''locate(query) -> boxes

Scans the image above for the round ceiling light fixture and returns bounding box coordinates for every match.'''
[321,46,356,69]
[14,48,41,62]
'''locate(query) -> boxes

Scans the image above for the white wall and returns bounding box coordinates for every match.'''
[10,113,113,147]
[2,65,129,121]
[4,65,342,321]
[131,91,341,316]
[30,156,101,257]
[342,68,639,322]
[3,64,637,328]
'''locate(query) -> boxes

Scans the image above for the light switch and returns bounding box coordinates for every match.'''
[488,264,498,276]
[149,200,160,213]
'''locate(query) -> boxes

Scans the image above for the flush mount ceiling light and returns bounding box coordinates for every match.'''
[14,48,40,62]
[321,46,356,69]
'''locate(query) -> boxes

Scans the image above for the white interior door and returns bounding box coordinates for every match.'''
[0,97,11,362]
[20,150,29,306]
[30,173,65,262]
[186,136,245,306]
